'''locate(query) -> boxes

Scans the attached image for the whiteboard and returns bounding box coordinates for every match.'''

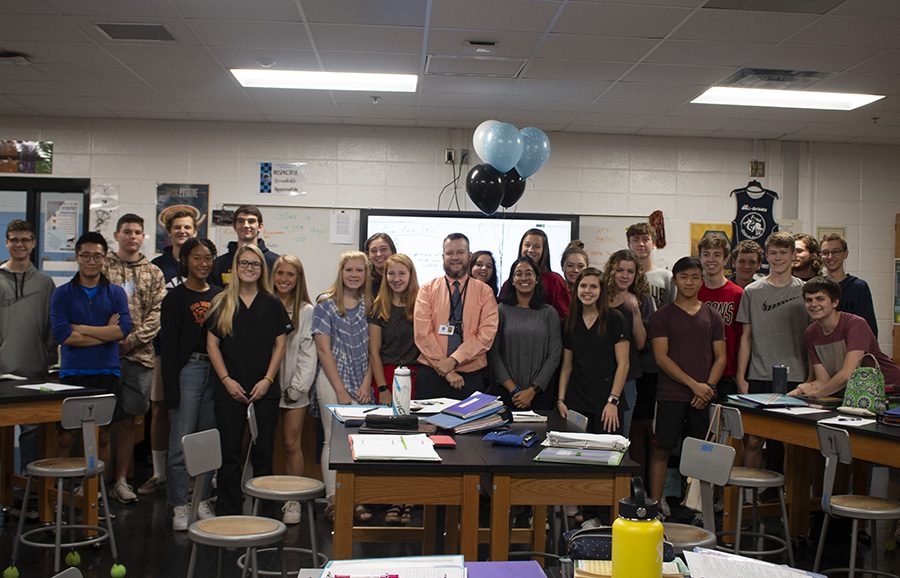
[362,210,577,287]
[217,205,358,298]
[579,214,674,271]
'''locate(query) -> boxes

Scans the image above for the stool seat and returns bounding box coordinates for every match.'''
[663,522,717,553]
[244,475,325,501]
[728,467,785,488]
[26,457,106,478]
[189,515,286,548]
[830,495,900,520]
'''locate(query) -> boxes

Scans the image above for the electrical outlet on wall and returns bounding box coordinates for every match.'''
[750,160,766,177]
[444,148,455,164]
[460,149,469,164]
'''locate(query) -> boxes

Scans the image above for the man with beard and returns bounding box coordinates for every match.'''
[792,233,823,281]
[414,233,498,399]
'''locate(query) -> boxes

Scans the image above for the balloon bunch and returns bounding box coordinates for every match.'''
[467,120,551,215]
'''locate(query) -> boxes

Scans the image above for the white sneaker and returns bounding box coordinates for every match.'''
[111,480,138,504]
[659,497,671,518]
[172,504,190,531]
[282,501,302,525]
[197,500,215,520]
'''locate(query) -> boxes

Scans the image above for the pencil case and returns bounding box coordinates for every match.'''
[565,526,676,561]
[364,414,419,430]
[482,428,540,447]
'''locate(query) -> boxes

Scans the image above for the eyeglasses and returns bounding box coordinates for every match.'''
[7,237,34,245]
[77,253,105,262]
[821,250,846,257]
[237,260,262,270]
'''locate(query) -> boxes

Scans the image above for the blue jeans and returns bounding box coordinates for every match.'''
[621,379,637,440]
[166,358,215,507]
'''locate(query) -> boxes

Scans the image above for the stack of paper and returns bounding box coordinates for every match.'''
[323,554,465,577]
[327,404,393,425]
[575,559,685,577]
[534,447,625,466]
[512,410,547,423]
[544,431,630,452]
[410,398,458,414]
[444,391,502,419]
[685,547,823,577]
[348,434,441,462]
[728,393,809,408]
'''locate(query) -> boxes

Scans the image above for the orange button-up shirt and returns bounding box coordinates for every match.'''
[414,274,499,373]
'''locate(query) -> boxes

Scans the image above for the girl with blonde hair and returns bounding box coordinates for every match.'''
[206,244,291,516]
[271,255,317,524]
[313,250,372,519]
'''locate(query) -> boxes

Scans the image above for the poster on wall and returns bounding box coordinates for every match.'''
[259,162,307,195]
[156,183,209,253]
[39,192,85,285]
[691,222,733,275]
[894,259,900,325]
[0,140,53,174]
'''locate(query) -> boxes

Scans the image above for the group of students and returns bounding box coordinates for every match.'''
[2,203,898,536]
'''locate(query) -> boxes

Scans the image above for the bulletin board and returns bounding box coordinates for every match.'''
[218,204,358,298]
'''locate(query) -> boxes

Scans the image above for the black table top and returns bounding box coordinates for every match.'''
[0,377,106,405]
[329,411,640,475]
[723,400,900,444]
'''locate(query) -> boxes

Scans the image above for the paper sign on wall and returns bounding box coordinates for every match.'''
[259,162,307,195]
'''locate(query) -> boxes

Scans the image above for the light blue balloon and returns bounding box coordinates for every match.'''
[514,127,551,178]
[482,122,524,174]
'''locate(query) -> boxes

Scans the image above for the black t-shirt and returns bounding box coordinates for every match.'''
[563,308,627,414]
[369,304,419,366]
[206,292,292,401]
[160,283,223,408]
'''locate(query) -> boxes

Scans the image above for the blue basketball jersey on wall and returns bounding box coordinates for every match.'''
[731,187,779,273]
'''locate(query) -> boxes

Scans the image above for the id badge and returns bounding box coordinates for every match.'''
[438,324,455,336]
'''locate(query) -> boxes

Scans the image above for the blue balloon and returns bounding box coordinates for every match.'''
[482,122,523,174]
[514,127,551,178]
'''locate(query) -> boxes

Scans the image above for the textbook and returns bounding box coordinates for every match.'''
[533,446,625,466]
[729,393,809,408]
[348,434,441,462]
[443,391,502,419]
[423,404,503,431]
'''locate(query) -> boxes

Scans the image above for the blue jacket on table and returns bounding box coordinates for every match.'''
[50,273,132,377]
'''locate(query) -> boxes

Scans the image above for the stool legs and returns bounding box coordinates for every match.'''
[306,499,319,567]
[186,543,198,578]
[734,488,745,555]
[777,487,794,567]
[99,476,119,561]
[814,513,831,572]
[11,474,33,564]
[54,478,64,571]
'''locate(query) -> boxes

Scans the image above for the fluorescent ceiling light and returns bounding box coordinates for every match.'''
[692,86,883,110]
[231,69,417,92]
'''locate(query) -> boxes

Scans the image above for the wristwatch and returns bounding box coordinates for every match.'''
[377,384,389,393]
[607,395,620,406]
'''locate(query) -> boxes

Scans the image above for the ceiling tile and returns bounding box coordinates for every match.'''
[91,97,183,112]
[666,102,762,118]
[747,44,885,72]
[428,28,544,59]
[622,63,736,85]
[603,82,705,102]
[264,114,342,124]
[719,118,805,135]
[336,104,417,119]
[646,114,736,131]
[0,0,56,15]
[318,51,420,73]
[502,95,595,112]
[554,3,693,37]
[310,24,422,53]
[0,15,87,42]
[66,82,161,98]
[417,106,503,122]
[31,63,142,83]
[522,59,632,80]
[256,101,341,116]
[331,92,419,105]
[571,111,660,127]
[8,94,110,111]
[0,41,119,65]
[512,78,611,98]
[638,127,713,137]
[153,83,250,101]
[709,129,789,139]
[536,34,659,62]
[831,0,900,19]
[103,44,221,68]
[0,66,52,82]
[672,9,817,43]
[188,112,266,121]
[0,80,73,95]
[207,47,319,70]
[588,98,675,114]
[417,92,507,108]
[173,0,301,21]
[847,50,900,75]
[574,0,702,6]
[644,39,773,66]
[189,20,312,49]
[176,100,260,114]
[302,0,427,26]
[787,16,900,48]
[812,73,900,94]
[420,75,515,95]
[65,16,202,45]
[430,0,560,32]
[132,66,235,87]
[501,109,578,126]
[44,0,176,17]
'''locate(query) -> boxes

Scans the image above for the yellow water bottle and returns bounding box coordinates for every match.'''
[612,477,664,578]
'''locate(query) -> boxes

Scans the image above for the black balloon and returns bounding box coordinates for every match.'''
[500,168,526,208]
[466,164,504,215]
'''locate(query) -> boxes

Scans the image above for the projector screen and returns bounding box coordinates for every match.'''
[360,209,578,289]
